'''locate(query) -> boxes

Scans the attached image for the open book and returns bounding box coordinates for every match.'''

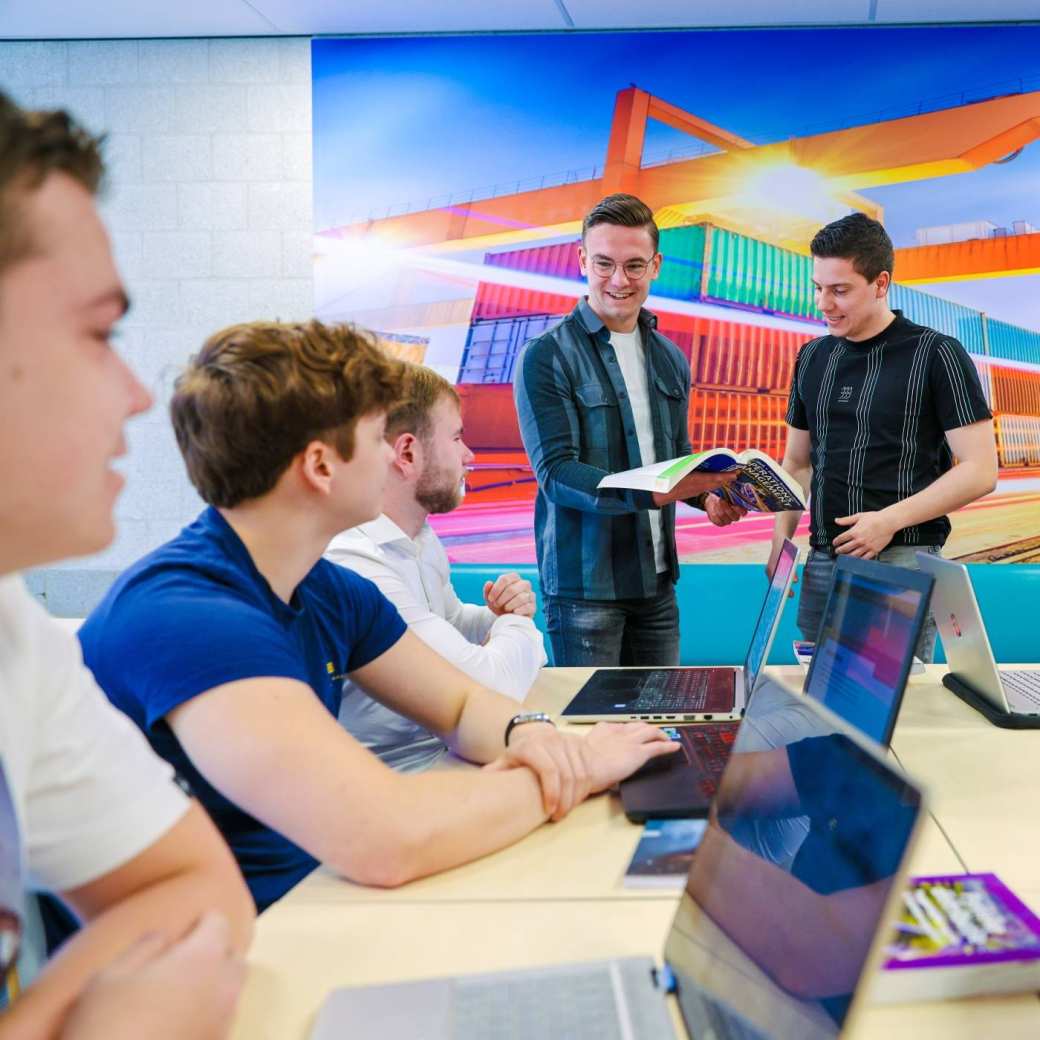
[874,873,1040,1002]
[598,448,806,513]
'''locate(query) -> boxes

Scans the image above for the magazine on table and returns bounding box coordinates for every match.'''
[874,872,1040,1002]
[598,448,806,512]
[622,818,707,889]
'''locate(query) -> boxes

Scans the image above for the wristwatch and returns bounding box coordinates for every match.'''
[504,712,556,747]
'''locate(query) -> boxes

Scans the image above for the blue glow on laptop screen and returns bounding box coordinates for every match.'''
[663,680,921,1039]
[744,544,796,685]
[806,570,925,744]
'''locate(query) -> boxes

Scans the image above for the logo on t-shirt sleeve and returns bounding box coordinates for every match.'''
[326,660,349,682]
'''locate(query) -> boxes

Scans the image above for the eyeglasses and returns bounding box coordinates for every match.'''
[588,255,656,280]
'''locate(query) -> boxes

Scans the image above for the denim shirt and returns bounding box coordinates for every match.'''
[514,298,694,600]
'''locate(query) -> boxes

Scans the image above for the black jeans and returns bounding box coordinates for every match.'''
[543,575,680,667]
[796,544,941,662]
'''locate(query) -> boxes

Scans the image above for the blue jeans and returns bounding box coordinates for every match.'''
[543,575,680,667]
[796,544,941,663]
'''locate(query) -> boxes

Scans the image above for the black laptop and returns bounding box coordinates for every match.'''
[620,555,934,820]
[560,539,798,724]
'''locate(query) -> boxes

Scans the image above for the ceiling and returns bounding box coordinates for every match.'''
[1,0,1038,39]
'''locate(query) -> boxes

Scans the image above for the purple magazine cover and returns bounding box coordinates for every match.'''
[884,873,1040,972]
[699,454,805,513]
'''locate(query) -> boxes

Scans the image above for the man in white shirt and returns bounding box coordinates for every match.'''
[327,365,547,770]
[0,92,253,1038]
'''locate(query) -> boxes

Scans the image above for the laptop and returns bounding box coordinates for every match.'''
[915,552,1040,729]
[559,539,798,724]
[620,555,932,820]
[802,555,934,746]
[309,680,926,1040]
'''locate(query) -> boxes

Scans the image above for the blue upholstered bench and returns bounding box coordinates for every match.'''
[450,563,1040,666]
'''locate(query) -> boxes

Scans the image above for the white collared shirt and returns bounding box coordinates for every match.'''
[325,515,547,771]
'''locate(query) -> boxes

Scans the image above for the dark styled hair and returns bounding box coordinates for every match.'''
[384,362,460,444]
[581,193,659,252]
[171,320,403,508]
[0,91,104,275]
[810,212,894,283]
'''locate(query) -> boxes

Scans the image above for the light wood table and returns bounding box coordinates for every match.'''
[887,665,1040,900]
[274,774,671,908]
[274,667,963,910]
[235,899,1040,1040]
[231,665,1040,1039]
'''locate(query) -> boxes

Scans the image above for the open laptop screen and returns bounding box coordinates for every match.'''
[663,679,923,1039]
[743,539,797,689]
[804,558,932,746]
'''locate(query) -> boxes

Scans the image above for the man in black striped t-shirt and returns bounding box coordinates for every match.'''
[768,213,997,661]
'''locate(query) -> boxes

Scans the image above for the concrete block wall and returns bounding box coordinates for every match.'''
[1,38,314,615]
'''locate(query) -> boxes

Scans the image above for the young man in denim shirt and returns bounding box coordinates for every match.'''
[515,194,741,666]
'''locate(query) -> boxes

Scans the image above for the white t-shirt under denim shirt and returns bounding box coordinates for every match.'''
[610,326,667,573]
[326,516,547,772]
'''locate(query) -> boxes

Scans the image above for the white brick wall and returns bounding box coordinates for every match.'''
[0,37,314,613]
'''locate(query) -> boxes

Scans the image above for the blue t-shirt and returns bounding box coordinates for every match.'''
[79,507,407,912]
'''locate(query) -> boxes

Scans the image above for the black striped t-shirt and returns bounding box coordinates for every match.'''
[786,311,992,549]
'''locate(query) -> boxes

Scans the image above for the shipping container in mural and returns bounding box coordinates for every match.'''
[313,28,1040,562]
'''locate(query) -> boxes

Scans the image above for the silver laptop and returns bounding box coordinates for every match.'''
[916,552,1040,728]
[310,679,926,1040]
[559,539,798,724]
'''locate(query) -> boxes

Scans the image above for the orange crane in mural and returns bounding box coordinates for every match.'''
[329,85,1040,267]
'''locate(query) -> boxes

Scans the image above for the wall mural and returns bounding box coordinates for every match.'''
[312,27,1040,564]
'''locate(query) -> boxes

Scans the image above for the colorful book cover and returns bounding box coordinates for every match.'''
[598,448,805,513]
[710,455,805,513]
[884,873,1040,971]
[623,818,707,889]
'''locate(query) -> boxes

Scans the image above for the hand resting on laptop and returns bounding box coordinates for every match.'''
[486,722,679,817]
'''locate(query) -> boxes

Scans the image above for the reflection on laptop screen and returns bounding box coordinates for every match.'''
[744,541,797,686]
[663,680,922,1039]
[806,566,926,744]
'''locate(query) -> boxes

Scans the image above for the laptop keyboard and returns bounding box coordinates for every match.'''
[1001,670,1040,710]
[633,670,711,711]
[450,959,672,1039]
[685,724,739,799]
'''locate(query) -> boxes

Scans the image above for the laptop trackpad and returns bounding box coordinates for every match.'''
[312,980,451,1039]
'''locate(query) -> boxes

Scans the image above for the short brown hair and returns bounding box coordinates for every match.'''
[581,193,659,252]
[811,212,894,283]
[385,363,460,443]
[171,320,403,508]
[0,91,104,275]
